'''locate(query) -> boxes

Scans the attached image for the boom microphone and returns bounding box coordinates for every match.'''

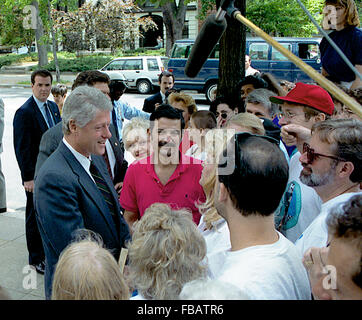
[185,12,227,78]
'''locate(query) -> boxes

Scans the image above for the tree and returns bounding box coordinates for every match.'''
[200,0,325,37]
[136,0,191,55]
[53,0,157,53]
[216,0,245,100]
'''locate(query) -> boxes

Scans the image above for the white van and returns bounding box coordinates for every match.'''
[100,56,169,94]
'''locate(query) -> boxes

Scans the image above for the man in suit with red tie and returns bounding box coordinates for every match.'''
[13,69,61,274]
[34,85,130,299]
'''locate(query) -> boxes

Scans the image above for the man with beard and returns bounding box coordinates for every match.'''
[119,104,205,231]
[270,83,335,242]
[295,118,362,256]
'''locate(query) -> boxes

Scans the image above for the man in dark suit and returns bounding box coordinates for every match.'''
[142,71,175,113]
[13,69,61,274]
[34,85,131,299]
[35,71,127,192]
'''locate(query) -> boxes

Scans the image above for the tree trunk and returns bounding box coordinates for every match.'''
[48,1,60,82]
[217,0,245,108]
[162,1,187,56]
[32,0,48,67]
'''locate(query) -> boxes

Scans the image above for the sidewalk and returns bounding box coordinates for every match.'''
[0,210,45,300]
[0,62,77,88]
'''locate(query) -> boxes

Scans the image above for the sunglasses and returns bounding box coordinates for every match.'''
[218,132,279,176]
[302,142,347,164]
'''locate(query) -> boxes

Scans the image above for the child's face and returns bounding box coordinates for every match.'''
[187,118,201,143]
[126,128,150,161]
[52,93,65,108]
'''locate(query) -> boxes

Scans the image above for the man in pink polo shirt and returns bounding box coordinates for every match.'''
[120,104,206,230]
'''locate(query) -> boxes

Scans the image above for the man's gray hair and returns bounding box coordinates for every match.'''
[62,85,112,135]
[245,88,280,118]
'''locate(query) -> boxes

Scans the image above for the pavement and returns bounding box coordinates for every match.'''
[0,66,49,299]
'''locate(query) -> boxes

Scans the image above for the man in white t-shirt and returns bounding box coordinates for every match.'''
[213,132,311,299]
[295,118,362,256]
[270,83,335,242]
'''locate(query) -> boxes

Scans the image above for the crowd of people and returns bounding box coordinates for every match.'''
[0,0,361,301]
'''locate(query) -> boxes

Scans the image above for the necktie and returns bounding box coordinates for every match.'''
[103,150,113,180]
[89,161,119,228]
[44,102,54,128]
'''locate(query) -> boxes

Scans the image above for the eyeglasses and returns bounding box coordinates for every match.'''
[302,142,347,164]
[278,110,304,120]
[218,132,279,175]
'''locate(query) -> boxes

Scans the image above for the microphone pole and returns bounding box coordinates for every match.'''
[219,0,361,118]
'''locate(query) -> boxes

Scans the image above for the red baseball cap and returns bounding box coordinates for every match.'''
[270,82,334,115]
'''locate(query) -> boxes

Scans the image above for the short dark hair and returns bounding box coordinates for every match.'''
[150,103,185,131]
[31,69,53,84]
[218,134,288,216]
[326,194,362,288]
[109,80,127,101]
[72,70,110,90]
[238,75,268,91]
[51,84,68,96]
[209,95,240,115]
[190,110,216,130]
[158,71,175,83]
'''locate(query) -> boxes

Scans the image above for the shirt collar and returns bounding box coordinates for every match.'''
[62,137,92,171]
[33,95,48,109]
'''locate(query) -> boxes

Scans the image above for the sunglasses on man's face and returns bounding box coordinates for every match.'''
[302,142,347,165]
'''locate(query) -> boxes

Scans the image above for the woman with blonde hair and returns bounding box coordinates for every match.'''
[127,203,207,300]
[168,92,198,128]
[320,0,361,89]
[196,129,234,277]
[52,230,130,300]
[226,112,265,135]
[122,117,151,161]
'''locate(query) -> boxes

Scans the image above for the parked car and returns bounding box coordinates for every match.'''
[100,56,169,94]
[167,37,322,101]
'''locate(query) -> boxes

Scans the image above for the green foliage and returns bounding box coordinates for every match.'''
[30,55,114,72]
[0,52,37,68]
[199,0,325,36]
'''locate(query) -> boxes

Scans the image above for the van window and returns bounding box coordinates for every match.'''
[123,59,142,70]
[271,43,292,61]
[249,43,269,60]
[147,58,159,71]
[298,43,320,60]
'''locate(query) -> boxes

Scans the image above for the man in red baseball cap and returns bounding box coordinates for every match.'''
[270,82,334,244]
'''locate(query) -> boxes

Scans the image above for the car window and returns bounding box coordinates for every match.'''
[249,43,269,60]
[271,43,292,61]
[123,59,143,70]
[105,60,124,71]
[298,43,320,60]
[147,58,159,71]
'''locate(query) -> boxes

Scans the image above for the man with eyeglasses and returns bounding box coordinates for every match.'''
[270,82,335,243]
[294,118,362,257]
[212,132,311,299]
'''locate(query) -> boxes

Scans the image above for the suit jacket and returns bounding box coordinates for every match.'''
[35,122,127,184]
[13,96,61,182]
[142,92,163,113]
[34,141,131,299]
